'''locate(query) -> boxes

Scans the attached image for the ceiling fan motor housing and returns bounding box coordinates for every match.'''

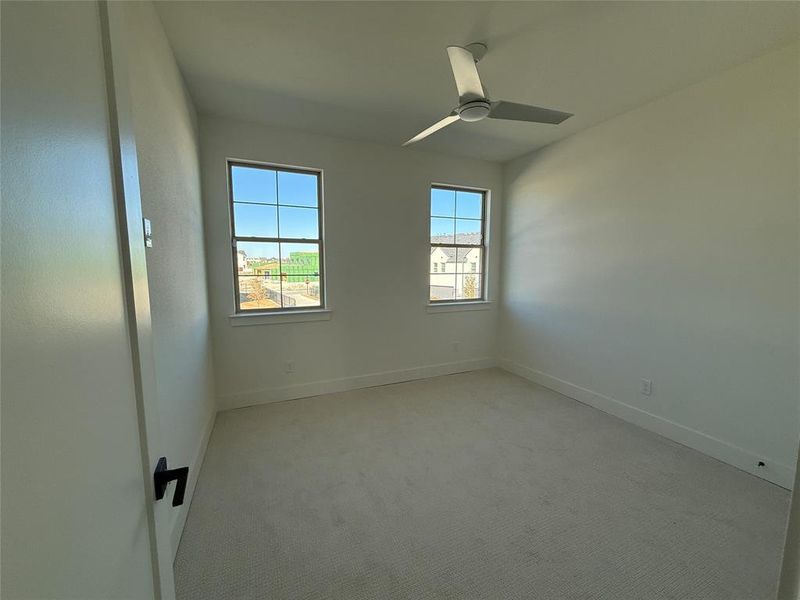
[457,99,491,122]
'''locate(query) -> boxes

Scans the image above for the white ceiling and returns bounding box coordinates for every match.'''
[156,1,799,162]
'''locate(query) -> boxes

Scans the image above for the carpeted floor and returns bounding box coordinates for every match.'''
[175,369,789,599]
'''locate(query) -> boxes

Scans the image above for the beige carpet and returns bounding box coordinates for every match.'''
[175,369,789,599]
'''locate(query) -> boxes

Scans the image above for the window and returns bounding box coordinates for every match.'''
[228,161,324,312]
[429,185,486,302]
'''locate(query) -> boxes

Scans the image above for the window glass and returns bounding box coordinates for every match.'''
[429,186,486,302]
[230,163,323,311]
[231,166,276,204]
[277,171,318,207]
[431,187,455,217]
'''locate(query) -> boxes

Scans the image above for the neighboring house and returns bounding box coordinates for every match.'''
[430,233,482,300]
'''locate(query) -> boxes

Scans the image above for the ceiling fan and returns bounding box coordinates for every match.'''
[403,42,573,146]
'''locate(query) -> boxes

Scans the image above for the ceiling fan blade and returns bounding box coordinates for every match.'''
[446,46,485,100]
[489,101,573,124]
[403,112,459,146]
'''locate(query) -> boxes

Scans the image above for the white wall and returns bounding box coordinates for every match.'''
[500,44,800,488]
[200,116,503,410]
[0,1,155,597]
[123,1,216,555]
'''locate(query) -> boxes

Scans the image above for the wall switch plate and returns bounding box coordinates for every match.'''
[640,378,653,396]
[143,218,153,248]
[285,361,295,374]
[452,341,460,353]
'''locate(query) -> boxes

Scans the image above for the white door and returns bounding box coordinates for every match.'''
[100,1,179,596]
[1,1,174,598]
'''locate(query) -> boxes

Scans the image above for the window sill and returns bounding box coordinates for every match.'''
[229,309,332,326]
[426,301,492,314]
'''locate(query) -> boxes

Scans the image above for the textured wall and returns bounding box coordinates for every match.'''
[124,0,216,555]
[1,1,155,596]
[200,116,503,409]
[500,44,799,487]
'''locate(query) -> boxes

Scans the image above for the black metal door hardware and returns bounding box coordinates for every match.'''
[153,457,189,507]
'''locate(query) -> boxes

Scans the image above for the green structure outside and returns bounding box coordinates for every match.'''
[251,251,319,283]
[281,252,319,282]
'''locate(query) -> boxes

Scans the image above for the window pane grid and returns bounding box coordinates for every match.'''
[234,200,277,207]
[230,161,323,312]
[235,236,320,243]
[429,186,486,303]
[430,214,481,220]
[276,238,283,301]
[234,200,320,211]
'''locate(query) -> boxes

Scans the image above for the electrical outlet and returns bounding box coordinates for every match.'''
[640,378,652,396]
[452,341,460,353]
[285,361,295,374]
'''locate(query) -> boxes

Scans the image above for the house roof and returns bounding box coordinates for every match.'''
[431,233,481,245]
[431,234,481,262]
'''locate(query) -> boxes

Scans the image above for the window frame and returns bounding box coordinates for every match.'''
[227,159,326,314]
[428,183,488,304]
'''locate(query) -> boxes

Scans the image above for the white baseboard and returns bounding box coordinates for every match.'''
[219,357,498,411]
[169,408,217,560]
[499,358,794,489]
